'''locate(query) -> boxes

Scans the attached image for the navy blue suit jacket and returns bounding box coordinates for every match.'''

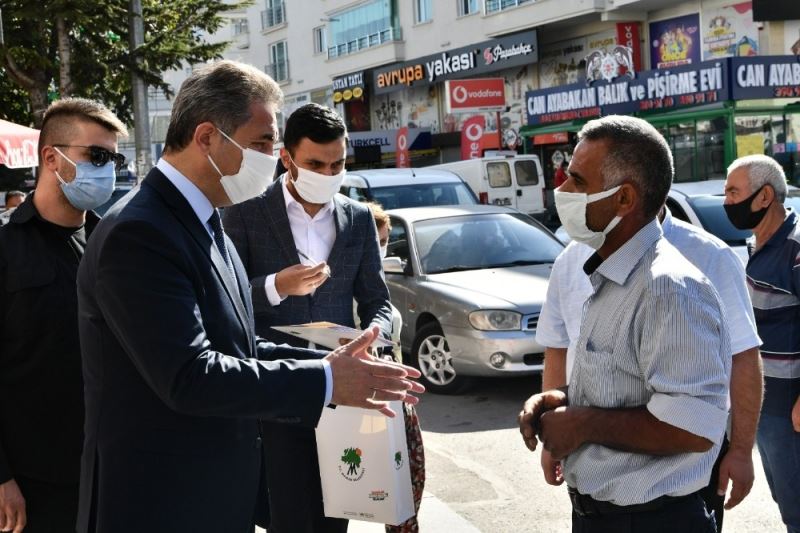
[222,178,392,345]
[76,168,327,533]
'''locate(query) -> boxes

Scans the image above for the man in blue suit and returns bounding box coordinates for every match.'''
[223,103,393,532]
[76,61,422,533]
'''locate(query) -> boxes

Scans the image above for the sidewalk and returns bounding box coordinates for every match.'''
[256,491,480,533]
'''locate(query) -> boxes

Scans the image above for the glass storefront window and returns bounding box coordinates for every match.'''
[697,119,727,181]
[669,123,695,183]
[735,113,800,186]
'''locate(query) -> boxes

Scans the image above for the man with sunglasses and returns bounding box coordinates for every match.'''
[0,98,127,533]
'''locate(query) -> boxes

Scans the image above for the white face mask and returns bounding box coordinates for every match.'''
[554,185,622,250]
[286,154,345,205]
[208,128,278,205]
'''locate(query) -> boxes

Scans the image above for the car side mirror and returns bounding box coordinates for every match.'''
[382,256,406,274]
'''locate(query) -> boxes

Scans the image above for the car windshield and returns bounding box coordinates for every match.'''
[687,191,800,246]
[372,182,477,209]
[413,213,563,275]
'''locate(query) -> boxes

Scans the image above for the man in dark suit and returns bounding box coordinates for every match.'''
[223,103,393,533]
[76,60,422,533]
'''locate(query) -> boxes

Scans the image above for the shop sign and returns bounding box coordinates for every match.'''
[332,71,365,103]
[346,128,432,156]
[445,78,506,113]
[533,132,569,145]
[650,14,701,69]
[702,2,759,60]
[616,22,642,71]
[373,30,537,94]
[585,46,636,84]
[461,115,486,160]
[731,56,800,99]
[525,58,729,126]
[396,127,410,168]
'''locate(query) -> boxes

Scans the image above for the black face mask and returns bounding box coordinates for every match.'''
[724,185,770,230]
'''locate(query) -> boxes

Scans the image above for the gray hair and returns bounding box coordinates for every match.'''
[164,60,283,152]
[727,154,787,203]
[578,115,674,219]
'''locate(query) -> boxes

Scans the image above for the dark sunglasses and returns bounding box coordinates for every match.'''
[54,144,127,171]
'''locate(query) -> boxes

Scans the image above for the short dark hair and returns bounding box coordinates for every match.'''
[578,115,673,219]
[164,60,283,152]
[39,98,127,158]
[283,103,347,154]
[5,190,26,200]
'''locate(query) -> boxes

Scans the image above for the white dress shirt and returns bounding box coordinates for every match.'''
[157,160,333,406]
[264,173,336,305]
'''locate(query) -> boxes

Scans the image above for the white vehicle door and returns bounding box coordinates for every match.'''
[485,161,515,207]
[512,159,545,215]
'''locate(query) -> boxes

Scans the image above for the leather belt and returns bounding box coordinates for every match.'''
[567,487,698,518]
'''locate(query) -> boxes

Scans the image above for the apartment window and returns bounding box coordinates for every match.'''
[458,0,479,16]
[232,18,249,36]
[485,0,532,13]
[261,0,286,30]
[415,0,432,23]
[327,0,401,58]
[313,26,326,55]
[268,41,289,82]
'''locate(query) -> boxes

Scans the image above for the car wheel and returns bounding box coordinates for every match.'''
[411,323,470,395]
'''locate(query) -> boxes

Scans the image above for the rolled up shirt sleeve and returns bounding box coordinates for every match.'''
[638,287,731,442]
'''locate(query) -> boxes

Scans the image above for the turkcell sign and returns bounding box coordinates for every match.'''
[346,128,432,156]
[446,78,506,113]
[373,30,537,95]
[525,58,729,125]
[732,56,800,100]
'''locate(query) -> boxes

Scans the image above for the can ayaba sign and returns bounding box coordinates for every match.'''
[373,30,538,95]
[731,56,800,100]
[333,71,365,103]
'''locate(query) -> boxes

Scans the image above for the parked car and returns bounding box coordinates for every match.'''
[340,168,478,209]
[382,205,564,394]
[555,179,800,263]
[667,180,800,263]
[95,182,136,216]
[427,155,547,218]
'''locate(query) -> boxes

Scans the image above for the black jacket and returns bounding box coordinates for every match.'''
[0,195,98,485]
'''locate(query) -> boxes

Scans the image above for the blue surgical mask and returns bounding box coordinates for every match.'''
[54,147,116,211]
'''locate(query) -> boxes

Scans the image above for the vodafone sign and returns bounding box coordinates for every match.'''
[446,78,506,113]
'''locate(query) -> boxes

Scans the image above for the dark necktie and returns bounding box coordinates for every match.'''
[208,209,236,280]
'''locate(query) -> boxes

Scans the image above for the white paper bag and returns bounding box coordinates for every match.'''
[315,402,414,525]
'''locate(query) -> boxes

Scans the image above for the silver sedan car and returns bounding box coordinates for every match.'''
[383,205,564,394]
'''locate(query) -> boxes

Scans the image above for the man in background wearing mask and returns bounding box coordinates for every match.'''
[76,62,421,533]
[223,102,393,533]
[723,154,800,533]
[518,115,730,531]
[0,98,126,533]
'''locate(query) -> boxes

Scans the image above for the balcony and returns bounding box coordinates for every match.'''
[327,26,402,59]
[260,2,286,31]
[265,60,289,83]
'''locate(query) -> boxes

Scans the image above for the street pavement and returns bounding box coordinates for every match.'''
[259,375,787,532]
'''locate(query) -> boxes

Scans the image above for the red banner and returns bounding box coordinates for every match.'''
[616,22,642,71]
[446,78,506,113]
[533,132,569,145]
[0,119,40,169]
[395,126,409,168]
[460,115,485,160]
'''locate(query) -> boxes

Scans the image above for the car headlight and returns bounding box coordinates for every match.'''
[468,310,522,331]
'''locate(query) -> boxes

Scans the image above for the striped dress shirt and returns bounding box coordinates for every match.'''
[564,219,731,506]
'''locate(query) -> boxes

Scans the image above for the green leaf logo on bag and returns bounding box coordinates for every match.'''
[339,447,366,481]
[394,451,403,470]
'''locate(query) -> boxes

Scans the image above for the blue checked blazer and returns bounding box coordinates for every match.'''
[222,177,393,347]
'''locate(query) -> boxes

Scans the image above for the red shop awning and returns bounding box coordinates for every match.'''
[0,119,40,168]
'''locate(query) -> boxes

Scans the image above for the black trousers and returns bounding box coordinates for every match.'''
[263,423,348,533]
[698,436,730,532]
[14,476,79,533]
[572,493,716,533]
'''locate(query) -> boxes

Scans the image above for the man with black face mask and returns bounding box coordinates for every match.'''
[0,98,127,533]
[723,154,800,533]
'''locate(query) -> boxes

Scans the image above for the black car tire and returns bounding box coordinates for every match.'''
[411,322,470,395]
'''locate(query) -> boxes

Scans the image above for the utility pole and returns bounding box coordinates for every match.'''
[129,0,152,180]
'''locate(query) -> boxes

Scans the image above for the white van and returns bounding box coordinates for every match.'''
[428,155,547,217]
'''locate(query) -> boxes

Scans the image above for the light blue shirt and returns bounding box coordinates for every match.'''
[156,159,333,407]
[565,219,731,505]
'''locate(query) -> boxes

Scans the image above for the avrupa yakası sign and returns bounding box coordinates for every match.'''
[373,30,537,95]
[526,58,728,125]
